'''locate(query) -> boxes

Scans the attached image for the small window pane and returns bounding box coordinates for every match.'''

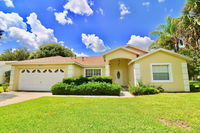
[94,69,101,76]
[86,69,93,77]
[153,73,169,80]
[85,69,101,77]
[152,65,170,81]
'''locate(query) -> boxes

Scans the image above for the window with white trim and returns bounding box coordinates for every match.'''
[85,69,101,77]
[152,65,170,81]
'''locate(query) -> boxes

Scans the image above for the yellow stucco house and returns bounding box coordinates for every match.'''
[8,45,191,92]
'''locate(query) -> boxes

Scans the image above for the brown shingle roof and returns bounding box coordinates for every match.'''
[9,56,105,67]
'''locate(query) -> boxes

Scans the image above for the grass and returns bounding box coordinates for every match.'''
[0,93,200,133]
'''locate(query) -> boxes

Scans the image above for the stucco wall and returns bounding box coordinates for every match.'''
[134,51,187,92]
[0,65,11,84]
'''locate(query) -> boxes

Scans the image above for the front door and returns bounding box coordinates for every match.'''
[114,69,123,86]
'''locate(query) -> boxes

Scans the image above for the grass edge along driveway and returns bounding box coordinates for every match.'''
[0,93,199,133]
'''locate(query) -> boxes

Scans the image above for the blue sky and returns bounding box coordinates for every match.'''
[0,0,185,56]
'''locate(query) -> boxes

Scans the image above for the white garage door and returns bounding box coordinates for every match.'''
[19,69,65,91]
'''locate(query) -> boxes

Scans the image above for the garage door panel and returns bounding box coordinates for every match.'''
[19,69,64,91]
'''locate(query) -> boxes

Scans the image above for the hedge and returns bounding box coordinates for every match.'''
[62,76,112,85]
[129,86,159,95]
[51,82,122,96]
[51,82,66,95]
[128,81,163,95]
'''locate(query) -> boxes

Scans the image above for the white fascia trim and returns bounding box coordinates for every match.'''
[150,63,173,83]
[103,46,140,56]
[128,48,192,65]
[83,68,103,77]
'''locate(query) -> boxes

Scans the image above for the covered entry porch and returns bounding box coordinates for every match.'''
[103,46,140,86]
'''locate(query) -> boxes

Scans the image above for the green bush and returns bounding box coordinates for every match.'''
[190,84,200,92]
[51,82,67,95]
[63,76,112,85]
[2,82,9,92]
[129,86,159,95]
[66,82,122,96]
[88,76,112,84]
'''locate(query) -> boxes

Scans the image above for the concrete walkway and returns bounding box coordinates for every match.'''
[0,91,133,107]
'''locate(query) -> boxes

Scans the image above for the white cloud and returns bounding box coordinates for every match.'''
[158,0,165,3]
[3,0,14,7]
[54,11,73,25]
[1,12,61,49]
[96,8,104,15]
[119,3,130,20]
[81,33,109,52]
[142,2,150,7]
[47,6,56,12]
[71,48,88,57]
[64,0,93,16]
[127,35,154,50]
[0,11,26,31]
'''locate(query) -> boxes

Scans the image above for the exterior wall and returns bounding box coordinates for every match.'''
[10,64,69,90]
[134,51,188,92]
[0,65,11,84]
[110,59,130,86]
[104,49,137,62]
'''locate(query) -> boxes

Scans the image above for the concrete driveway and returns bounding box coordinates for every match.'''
[0,91,52,107]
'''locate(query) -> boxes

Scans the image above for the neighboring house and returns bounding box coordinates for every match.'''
[8,45,191,92]
[0,61,15,84]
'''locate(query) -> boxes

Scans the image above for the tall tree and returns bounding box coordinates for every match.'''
[0,48,30,61]
[149,16,180,52]
[29,43,75,59]
[177,0,200,50]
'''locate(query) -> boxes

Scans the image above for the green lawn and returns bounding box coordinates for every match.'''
[0,93,200,133]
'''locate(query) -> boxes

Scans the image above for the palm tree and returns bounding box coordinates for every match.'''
[178,0,200,50]
[149,16,180,52]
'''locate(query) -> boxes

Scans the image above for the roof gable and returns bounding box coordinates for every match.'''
[103,47,140,56]
[128,48,191,65]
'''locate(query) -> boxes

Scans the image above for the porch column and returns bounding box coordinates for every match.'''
[105,64,110,76]
[134,64,141,86]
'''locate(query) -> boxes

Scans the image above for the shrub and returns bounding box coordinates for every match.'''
[51,82,67,95]
[190,84,200,92]
[63,76,112,85]
[129,86,159,95]
[2,82,9,92]
[74,76,89,85]
[65,82,122,96]
[88,76,112,84]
